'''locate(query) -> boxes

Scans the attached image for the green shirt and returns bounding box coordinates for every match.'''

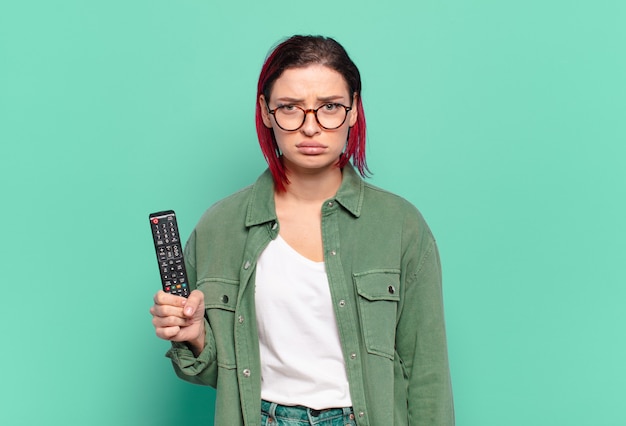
[166,165,454,425]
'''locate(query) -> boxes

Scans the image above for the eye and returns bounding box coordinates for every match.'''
[323,103,339,111]
[278,104,299,114]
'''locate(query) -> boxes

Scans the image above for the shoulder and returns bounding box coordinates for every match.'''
[188,185,253,243]
[201,185,253,220]
[185,184,255,260]
[362,181,415,207]
[359,181,436,252]
[196,168,274,229]
[362,181,428,222]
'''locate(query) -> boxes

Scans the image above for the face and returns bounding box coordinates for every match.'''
[260,64,358,176]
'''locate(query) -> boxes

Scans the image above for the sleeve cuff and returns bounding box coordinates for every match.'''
[165,325,215,376]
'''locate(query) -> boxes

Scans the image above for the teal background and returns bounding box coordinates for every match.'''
[1,0,625,424]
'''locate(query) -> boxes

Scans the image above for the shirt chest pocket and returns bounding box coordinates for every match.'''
[198,279,239,368]
[353,271,400,360]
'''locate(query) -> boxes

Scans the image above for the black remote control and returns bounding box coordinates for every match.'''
[149,210,190,298]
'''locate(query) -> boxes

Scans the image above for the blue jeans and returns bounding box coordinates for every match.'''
[261,400,356,426]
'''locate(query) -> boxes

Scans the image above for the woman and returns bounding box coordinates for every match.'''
[150,35,454,425]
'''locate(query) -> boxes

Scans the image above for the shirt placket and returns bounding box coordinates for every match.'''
[321,199,369,425]
[236,221,276,426]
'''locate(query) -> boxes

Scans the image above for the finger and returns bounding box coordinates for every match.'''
[151,303,185,319]
[183,290,205,318]
[152,314,189,328]
[155,325,181,340]
[153,290,187,307]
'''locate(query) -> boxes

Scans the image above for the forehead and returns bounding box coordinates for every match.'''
[270,64,350,99]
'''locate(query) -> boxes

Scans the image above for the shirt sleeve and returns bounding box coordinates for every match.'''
[163,229,219,387]
[396,216,455,425]
[165,320,218,387]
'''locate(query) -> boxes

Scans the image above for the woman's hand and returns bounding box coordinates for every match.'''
[150,289,205,356]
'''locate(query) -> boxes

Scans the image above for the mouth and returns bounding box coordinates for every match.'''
[295,142,327,155]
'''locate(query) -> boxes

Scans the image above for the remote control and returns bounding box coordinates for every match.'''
[149,210,190,297]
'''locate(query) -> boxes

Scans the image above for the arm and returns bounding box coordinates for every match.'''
[149,289,217,386]
[396,229,455,424]
[150,229,219,387]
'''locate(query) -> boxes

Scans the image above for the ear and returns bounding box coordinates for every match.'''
[259,95,273,128]
[348,92,359,127]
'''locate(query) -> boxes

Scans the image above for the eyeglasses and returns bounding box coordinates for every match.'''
[266,102,352,131]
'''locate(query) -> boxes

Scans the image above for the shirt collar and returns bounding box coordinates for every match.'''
[245,164,364,227]
[334,164,364,218]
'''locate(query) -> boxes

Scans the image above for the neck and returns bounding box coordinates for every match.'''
[279,166,343,203]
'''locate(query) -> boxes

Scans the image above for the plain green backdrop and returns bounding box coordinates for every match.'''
[1,0,625,425]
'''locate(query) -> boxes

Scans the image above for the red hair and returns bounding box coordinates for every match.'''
[255,35,369,192]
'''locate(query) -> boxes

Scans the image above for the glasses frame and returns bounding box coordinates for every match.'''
[266,101,353,131]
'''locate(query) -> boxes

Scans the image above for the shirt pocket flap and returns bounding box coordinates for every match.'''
[354,272,400,302]
[198,279,239,311]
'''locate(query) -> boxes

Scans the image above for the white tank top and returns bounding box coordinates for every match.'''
[255,235,352,409]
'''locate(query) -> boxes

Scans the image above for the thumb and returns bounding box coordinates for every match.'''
[183,289,204,317]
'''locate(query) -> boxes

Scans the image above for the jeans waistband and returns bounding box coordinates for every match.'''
[261,399,354,421]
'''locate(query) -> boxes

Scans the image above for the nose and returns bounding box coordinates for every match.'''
[301,110,321,136]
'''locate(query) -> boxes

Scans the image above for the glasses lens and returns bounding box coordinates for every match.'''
[274,107,305,131]
[316,104,348,129]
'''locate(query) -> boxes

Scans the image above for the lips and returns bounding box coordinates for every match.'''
[295,142,327,154]
[296,142,326,148]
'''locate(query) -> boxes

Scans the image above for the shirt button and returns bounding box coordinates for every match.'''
[327,201,334,207]
[358,411,365,418]
[221,295,229,303]
[330,250,337,256]
[271,221,278,230]
[243,260,251,270]
[350,353,357,360]
[339,300,346,307]
[238,315,244,323]
[242,369,251,377]
[388,285,395,294]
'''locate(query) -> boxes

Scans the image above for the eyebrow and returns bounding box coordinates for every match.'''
[274,95,347,103]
